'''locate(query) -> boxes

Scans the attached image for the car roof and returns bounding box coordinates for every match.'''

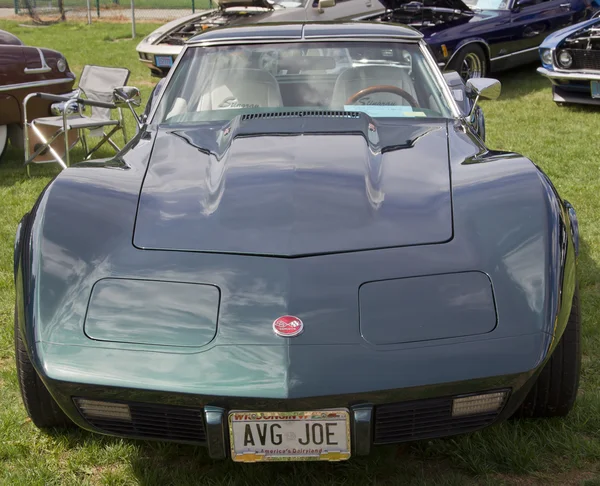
[187,22,423,44]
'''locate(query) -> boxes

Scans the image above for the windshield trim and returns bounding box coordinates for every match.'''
[146,37,462,125]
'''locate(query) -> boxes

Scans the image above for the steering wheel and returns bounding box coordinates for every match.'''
[346,85,418,108]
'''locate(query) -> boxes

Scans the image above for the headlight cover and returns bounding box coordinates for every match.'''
[56,57,67,72]
[540,48,553,67]
[558,49,573,69]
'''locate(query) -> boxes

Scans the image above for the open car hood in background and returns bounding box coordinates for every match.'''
[378,0,472,12]
[215,0,274,9]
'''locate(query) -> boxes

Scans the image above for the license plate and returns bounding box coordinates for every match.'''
[155,56,173,68]
[592,81,600,99]
[228,409,351,462]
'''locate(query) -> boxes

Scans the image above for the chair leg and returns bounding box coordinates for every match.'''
[84,126,121,160]
[27,122,67,170]
[107,137,121,152]
[80,129,89,155]
[121,123,128,146]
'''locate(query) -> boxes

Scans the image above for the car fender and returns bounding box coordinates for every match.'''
[13,213,28,282]
[443,37,491,69]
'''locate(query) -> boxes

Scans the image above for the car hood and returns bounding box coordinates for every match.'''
[134,115,453,257]
[378,0,471,12]
[539,17,600,49]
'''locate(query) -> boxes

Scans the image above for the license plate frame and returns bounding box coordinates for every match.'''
[591,80,600,99]
[155,55,173,68]
[228,409,351,463]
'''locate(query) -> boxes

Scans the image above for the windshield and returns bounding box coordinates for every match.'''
[462,0,509,10]
[153,41,454,125]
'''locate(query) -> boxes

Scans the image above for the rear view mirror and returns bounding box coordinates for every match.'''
[317,0,335,12]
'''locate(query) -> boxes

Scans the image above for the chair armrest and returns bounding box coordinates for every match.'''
[29,92,117,109]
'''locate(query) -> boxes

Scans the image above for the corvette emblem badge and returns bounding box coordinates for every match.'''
[273,315,304,337]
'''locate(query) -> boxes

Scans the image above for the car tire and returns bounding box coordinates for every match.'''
[14,306,73,429]
[514,284,581,418]
[449,44,487,81]
[0,125,7,163]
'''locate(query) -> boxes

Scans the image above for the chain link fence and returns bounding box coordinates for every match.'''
[2,0,212,24]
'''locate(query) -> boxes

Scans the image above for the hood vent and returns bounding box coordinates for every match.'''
[241,111,361,121]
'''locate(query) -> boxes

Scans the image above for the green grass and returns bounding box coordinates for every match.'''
[1,19,600,486]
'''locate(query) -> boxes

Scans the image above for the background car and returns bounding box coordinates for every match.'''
[0,29,76,162]
[538,12,600,105]
[15,22,580,463]
[136,0,386,77]
[137,0,595,80]
[363,0,595,79]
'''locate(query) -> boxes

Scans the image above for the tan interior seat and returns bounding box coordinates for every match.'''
[197,68,283,111]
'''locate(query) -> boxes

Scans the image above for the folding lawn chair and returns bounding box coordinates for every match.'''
[23,65,131,175]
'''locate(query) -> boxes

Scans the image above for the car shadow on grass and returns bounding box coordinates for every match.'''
[491,62,600,112]
[489,62,549,101]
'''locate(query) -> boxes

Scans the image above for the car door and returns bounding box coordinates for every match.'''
[305,0,384,21]
[508,0,589,64]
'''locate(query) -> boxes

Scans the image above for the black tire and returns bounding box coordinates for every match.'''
[14,306,73,429]
[449,44,487,81]
[515,285,581,418]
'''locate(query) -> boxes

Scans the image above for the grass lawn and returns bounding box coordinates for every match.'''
[1,20,600,486]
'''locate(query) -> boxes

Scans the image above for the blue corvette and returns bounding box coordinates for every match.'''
[367,0,594,79]
[538,11,600,105]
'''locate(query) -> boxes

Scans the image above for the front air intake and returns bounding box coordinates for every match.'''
[74,398,206,444]
[241,111,361,121]
[373,391,508,445]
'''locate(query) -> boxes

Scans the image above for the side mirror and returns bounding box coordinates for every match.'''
[113,86,142,107]
[113,86,143,128]
[317,0,335,12]
[465,77,500,123]
[467,78,501,101]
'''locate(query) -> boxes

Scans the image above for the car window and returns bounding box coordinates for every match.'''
[153,41,454,125]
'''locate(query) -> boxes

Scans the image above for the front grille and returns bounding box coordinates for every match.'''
[569,49,600,71]
[241,111,361,121]
[373,395,504,444]
[75,399,206,443]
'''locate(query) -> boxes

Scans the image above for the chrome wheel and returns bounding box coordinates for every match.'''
[460,53,484,80]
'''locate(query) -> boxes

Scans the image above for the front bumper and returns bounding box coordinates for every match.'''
[537,67,600,105]
[36,331,550,458]
[46,374,536,459]
[136,43,182,77]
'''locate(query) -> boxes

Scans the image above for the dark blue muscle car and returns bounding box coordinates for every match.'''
[365,0,594,78]
[537,12,600,104]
